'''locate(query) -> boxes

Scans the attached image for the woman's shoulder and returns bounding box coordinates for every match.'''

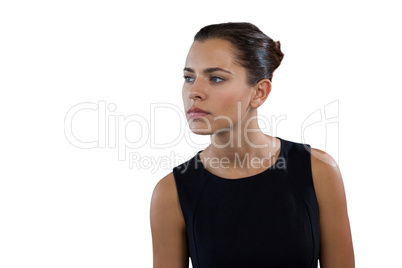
[310,147,341,191]
[150,171,186,240]
[151,172,184,224]
[309,147,355,266]
[151,172,178,210]
[310,147,339,179]
[150,172,189,267]
[310,147,349,222]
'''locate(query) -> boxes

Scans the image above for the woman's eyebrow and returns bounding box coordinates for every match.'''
[183,67,233,75]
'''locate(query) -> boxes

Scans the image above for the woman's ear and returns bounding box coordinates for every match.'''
[250,79,272,109]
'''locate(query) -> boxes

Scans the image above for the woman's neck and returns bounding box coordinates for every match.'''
[201,131,281,170]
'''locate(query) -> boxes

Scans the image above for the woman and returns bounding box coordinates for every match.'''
[150,22,355,268]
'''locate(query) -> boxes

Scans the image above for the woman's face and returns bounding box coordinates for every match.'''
[182,38,254,135]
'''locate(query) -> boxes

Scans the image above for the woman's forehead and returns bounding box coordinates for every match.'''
[185,39,241,72]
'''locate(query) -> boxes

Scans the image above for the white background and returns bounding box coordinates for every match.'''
[1,0,401,267]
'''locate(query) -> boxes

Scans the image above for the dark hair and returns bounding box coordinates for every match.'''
[194,22,284,86]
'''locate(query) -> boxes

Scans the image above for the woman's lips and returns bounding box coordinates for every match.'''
[188,112,209,119]
[187,107,210,118]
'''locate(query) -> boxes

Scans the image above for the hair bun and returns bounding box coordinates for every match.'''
[274,40,281,50]
[194,22,284,83]
[273,40,284,63]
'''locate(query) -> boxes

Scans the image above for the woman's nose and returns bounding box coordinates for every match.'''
[187,78,206,100]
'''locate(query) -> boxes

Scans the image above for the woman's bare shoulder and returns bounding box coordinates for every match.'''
[310,147,355,267]
[150,172,185,230]
[150,172,189,268]
[152,172,176,201]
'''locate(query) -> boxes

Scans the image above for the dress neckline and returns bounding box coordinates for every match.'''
[196,137,284,181]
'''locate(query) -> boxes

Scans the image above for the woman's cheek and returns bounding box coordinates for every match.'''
[217,91,236,106]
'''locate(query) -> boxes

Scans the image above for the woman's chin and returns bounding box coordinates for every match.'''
[189,128,213,135]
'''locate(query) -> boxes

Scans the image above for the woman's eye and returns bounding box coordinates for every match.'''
[183,76,195,83]
[183,75,224,83]
[210,76,224,83]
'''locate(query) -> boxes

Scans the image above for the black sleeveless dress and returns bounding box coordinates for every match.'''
[172,137,320,268]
